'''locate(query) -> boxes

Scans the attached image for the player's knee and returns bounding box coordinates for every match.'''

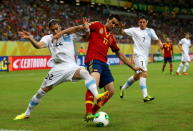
[185,62,189,66]
[80,68,90,80]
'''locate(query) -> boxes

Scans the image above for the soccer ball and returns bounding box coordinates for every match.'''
[93,112,110,127]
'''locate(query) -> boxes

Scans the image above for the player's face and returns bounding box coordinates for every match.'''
[49,24,61,35]
[185,33,191,39]
[138,19,148,30]
[106,18,119,31]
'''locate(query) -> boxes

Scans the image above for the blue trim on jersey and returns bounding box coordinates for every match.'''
[140,85,147,89]
[86,79,96,89]
[62,35,71,42]
[146,29,153,39]
[30,101,39,106]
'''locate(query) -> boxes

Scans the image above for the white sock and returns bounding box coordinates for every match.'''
[122,75,135,90]
[183,62,189,72]
[139,77,148,98]
[25,88,46,116]
[79,69,98,98]
[177,63,184,72]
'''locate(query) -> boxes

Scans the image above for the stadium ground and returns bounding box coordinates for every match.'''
[0,62,192,131]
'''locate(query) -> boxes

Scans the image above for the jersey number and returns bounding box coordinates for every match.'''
[141,61,144,66]
[45,74,54,80]
[142,37,145,42]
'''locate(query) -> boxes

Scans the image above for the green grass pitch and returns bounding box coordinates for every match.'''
[0,62,193,131]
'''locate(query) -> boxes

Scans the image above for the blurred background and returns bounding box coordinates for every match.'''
[0,0,193,71]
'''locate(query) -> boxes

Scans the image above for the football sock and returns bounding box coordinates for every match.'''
[85,90,94,114]
[139,77,148,98]
[170,63,173,73]
[25,88,46,116]
[183,62,189,72]
[92,97,110,114]
[177,63,183,72]
[122,75,135,90]
[80,69,98,98]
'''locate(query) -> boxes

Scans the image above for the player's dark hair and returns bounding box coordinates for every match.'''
[185,32,190,35]
[138,15,148,21]
[48,19,60,28]
[108,14,121,22]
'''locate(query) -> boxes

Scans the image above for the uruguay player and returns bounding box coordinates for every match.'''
[120,15,163,102]
[14,19,109,120]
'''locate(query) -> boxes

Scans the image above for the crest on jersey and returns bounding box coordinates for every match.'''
[99,28,104,34]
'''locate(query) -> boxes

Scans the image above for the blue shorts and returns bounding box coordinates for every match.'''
[85,59,114,88]
[164,57,172,63]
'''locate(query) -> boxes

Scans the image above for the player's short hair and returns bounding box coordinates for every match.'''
[108,14,121,22]
[185,32,190,35]
[138,15,148,21]
[48,19,60,28]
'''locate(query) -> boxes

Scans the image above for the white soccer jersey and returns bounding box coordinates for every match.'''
[124,27,158,58]
[40,34,77,67]
[179,38,191,54]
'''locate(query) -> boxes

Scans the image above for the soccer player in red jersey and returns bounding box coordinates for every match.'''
[161,37,173,74]
[83,15,144,121]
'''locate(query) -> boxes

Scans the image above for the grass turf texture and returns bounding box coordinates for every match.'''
[0,62,193,131]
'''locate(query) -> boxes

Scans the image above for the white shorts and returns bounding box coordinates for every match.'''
[134,54,148,72]
[41,63,81,88]
[181,53,191,62]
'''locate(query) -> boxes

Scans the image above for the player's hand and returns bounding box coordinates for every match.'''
[18,31,33,39]
[133,67,145,72]
[82,17,90,30]
[119,22,125,29]
[118,22,125,35]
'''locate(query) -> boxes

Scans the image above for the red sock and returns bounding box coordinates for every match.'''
[170,63,173,73]
[85,90,94,114]
[92,97,110,114]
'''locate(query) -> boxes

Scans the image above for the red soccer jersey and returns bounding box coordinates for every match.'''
[163,43,173,58]
[85,22,120,63]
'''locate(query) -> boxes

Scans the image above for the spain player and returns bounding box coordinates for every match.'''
[119,15,163,102]
[161,37,173,74]
[83,15,144,121]
[14,19,109,120]
[176,32,192,75]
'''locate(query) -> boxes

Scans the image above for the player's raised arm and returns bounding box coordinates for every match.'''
[53,18,90,40]
[115,50,144,72]
[18,31,46,49]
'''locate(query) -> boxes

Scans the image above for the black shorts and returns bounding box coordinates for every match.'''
[85,59,114,88]
[164,57,172,63]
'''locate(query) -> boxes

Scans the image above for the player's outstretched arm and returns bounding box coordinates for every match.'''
[18,31,46,49]
[115,51,144,72]
[53,18,90,40]
[53,25,86,40]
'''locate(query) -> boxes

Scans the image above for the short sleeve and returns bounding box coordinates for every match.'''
[123,28,134,36]
[40,35,51,47]
[89,22,100,31]
[147,29,158,40]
